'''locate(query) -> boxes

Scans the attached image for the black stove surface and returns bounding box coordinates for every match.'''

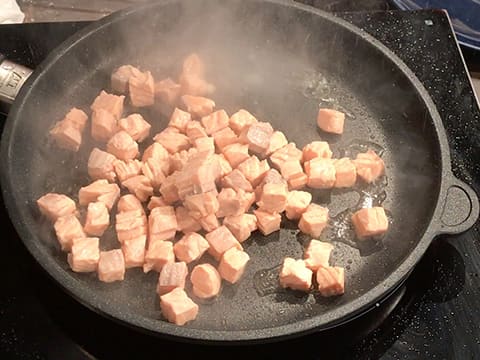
[1,6,480,360]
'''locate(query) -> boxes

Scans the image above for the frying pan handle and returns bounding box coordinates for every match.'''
[437,178,479,235]
[0,54,33,114]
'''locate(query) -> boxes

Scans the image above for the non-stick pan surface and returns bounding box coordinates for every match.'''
[1,0,478,343]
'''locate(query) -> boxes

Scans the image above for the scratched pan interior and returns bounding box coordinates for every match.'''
[1,0,442,342]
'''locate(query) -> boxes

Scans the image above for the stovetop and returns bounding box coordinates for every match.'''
[1,6,480,360]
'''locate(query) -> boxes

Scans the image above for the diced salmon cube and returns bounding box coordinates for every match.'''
[185,120,208,141]
[317,108,345,134]
[302,141,333,162]
[49,120,82,152]
[280,160,308,190]
[216,188,254,218]
[254,209,281,235]
[117,194,143,213]
[111,64,140,94]
[222,143,250,168]
[298,204,329,238]
[205,225,242,260]
[173,232,209,263]
[354,150,385,183]
[254,168,287,202]
[270,143,303,170]
[144,240,175,273]
[240,121,274,155]
[98,249,125,282]
[200,110,229,135]
[279,258,312,291]
[149,206,177,242]
[153,127,190,154]
[175,206,202,233]
[169,150,191,173]
[288,174,308,190]
[122,235,147,268]
[316,266,345,296]
[62,107,88,131]
[115,209,147,243]
[237,155,270,188]
[142,142,170,162]
[215,154,233,177]
[129,70,155,107]
[304,240,334,271]
[155,78,181,105]
[118,113,151,142]
[148,196,167,211]
[106,131,139,161]
[88,147,117,182]
[209,128,237,152]
[351,207,388,239]
[168,107,191,132]
[114,159,142,182]
[221,169,253,192]
[334,158,357,188]
[229,109,258,134]
[37,193,76,222]
[285,190,312,220]
[184,191,219,219]
[67,237,100,272]
[305,158,336,189]
[78,179,120,210]
[181,95,215,118]
[257,183,288,213]
[223,213,257,243]
[199,213,220,232]
[179,53,215,96]
[160,287,198,326]
[91,90,124,120]
[159,172,180,204]
[190,263,221,299]
[91,109,117,142]
[157,261,188,295]
[54,214,85,251]
[218,247,250,284]
[84,202,109,237]
[194,136,215,155]
[122,175,153,202]
[264,131,288,156]
[141,158,166,189]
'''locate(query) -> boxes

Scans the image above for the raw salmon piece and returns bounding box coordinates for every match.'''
[79,179,120,210]
[149,206,177,241]
[173,232,209,263]
[254,168,287,202]
[288,174,308,190]
[229,109,258,134]
[218,247,250,284]
[141,158,167,189]
[194,136,215,155]
[185,120,208,141]
[88,148,117,182]
[257,183,288,213]
[168,107,191,132]
[215,154,233,177]
[144,240,175,273]
[107,131,139,161]
[200,110,229,135]
[299,204,329,238]
[184,191,219,219]
[317,108,345,134]
[67,237,100,273]
[216,188,254,218]
[98,249,125,282]
[264,131,288,156]
[237,155,270,188]
[91,109,117,142]
[49,121,82,152]
[279,257,312,291]
[253,209,281,235]
[302,141,333,162]
[205,225,242,260]
[84,202,109,237]
[270,143,303,170]
[223,213,258,243]
[181,95,215,118]
[37,193,76,222]
[222,143,250,168]
[129,70,155,107]
[175,207,202,233]
[199,213,220,232]
[190,263,222,299]
[155,78,181,105]
[148,196,167,211]
[212,127,238,151]
[153,127,190,154]
[91,90,125,119]
[334,158,357,188]
[285,190,312,220]
[170,150,191,173]
[305,158,336,189]
[157,261,188,295]
[354,150,385,183]
[160,287,198,325]
[118,113,151,142]
[116,209,147,243]
[179,53,215,96]
[114,159,142,182]
[122,175,153,202]
[221,169,253,192]
[159,172,180,204]
[316,266,345,296]
[241,121,274,155]
[351,207,388,239]
[54,214,85,251]
[142,142,170,162]
[117,194,143,213]
[122,235,147,268]
[62,107,88,131]
[304,240,334,271]
[280,160,308,190]
[111,64,141,93]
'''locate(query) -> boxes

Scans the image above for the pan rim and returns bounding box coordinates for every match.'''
[0,0,450,343]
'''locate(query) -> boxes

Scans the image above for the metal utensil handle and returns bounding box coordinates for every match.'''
[0,54,33,109]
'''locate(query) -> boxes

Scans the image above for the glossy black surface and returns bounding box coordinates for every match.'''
[1,3,479,360]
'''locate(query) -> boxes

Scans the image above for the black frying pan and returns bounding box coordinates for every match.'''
[0,0,478,344]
